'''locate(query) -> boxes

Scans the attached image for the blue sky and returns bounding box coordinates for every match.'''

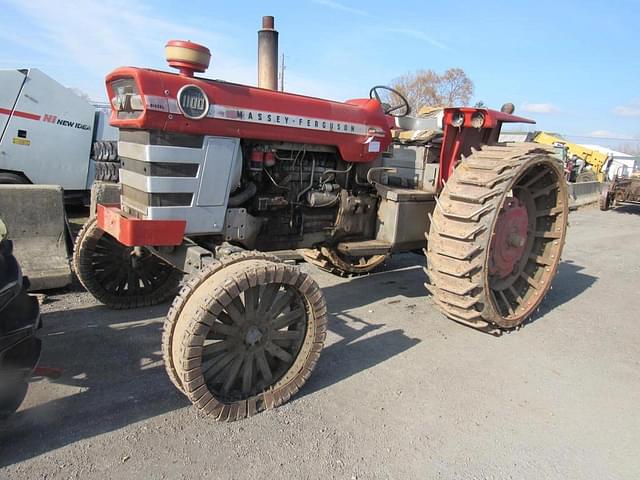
[1,0,638,148]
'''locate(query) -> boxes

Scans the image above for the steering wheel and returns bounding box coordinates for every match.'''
[369,86,411,117]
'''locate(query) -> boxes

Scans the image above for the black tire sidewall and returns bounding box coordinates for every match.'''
[0,173,29,184]
[73,218,181,309]
[0,381,28,418]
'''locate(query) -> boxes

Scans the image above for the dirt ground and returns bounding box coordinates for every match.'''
[1,205,639,479]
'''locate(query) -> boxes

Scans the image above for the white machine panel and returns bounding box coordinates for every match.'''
[0,69,26,135]
[0,68,95,189]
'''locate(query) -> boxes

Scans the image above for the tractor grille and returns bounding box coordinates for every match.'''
[121,185,193,216]
[121,157,199,177]
[116,132,241,235]
[117,130,203,218]
[119,129,204,148]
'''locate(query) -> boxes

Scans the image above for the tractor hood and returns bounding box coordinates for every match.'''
[105,67,393,163]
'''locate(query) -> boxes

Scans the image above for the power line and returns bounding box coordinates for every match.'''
[563,134,640,142]
[279,53,285,92]
[502,130,640,142]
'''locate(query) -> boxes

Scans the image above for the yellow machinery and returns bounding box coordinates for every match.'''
[531,131,609,182]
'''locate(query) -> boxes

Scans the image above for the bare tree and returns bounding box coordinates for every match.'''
[392,68,474,113]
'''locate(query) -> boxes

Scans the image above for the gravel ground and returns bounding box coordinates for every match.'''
[1,205,639,479]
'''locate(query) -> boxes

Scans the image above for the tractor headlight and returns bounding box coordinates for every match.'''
[451,111,465,127]
[110,77,144,118]
[471,112,485,128]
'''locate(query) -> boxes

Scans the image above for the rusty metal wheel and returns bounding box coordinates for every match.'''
[599,188,612,211]
[73,217,182,309]
[170,258,327,421]
[301,246,387,276]
[162,251,282,393]
[426,143,569,333]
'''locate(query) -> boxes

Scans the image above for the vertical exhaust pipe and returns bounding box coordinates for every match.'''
[258,16,278,90]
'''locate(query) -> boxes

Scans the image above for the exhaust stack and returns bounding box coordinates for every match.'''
[258,16,278,90]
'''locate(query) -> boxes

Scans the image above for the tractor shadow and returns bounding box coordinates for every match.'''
[300,254,425,397]
[0,255,425,466]
[610,203,640,215]
[531,260,597,320]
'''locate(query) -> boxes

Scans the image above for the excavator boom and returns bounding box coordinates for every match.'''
[532,131,609,182]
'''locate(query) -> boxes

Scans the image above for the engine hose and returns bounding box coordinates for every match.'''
[296,155,316,203]
[228,182,257,207]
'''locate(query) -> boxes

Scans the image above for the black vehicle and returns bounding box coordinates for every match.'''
[0,219,41,418]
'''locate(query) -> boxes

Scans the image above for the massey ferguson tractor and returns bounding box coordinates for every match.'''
[73,18,568,421]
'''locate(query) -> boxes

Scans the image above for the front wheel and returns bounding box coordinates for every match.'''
[73,218,182,309]
[169,258,327,421]
[426,144,569,333]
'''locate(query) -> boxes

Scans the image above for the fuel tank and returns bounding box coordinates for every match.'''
[106,67,392,163]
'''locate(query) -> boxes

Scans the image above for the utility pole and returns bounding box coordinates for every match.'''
[279,53,286,91]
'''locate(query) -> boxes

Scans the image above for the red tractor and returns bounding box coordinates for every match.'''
[73,24,568,421]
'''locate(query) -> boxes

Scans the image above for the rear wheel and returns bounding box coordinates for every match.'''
[73,218,182,309]
[599,188,612,211]
[170,258,326,421]
[301,247,387,276]
[426,144,568,333]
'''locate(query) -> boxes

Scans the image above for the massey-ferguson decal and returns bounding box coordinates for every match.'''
[142,93,367,135]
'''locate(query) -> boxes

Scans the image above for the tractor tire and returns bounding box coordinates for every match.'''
[0,172,28,184]
[301,247,387,277]
[169,258,327,421]
[576,171,597,183]
[599,188,612,211]
[0,381,28,419]
[94,161,120,183]
[92,140,119,162]
[0,235,40,419]
[162,251,282,393]
[73,217,182,309]
[425,143,568,334]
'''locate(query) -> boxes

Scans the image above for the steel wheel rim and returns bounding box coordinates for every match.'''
[486,160,567,326]
[201,283,308,402]
[323,247,387,274]
[89,231,174,296]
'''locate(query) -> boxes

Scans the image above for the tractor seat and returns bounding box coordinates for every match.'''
[392,106,444,145]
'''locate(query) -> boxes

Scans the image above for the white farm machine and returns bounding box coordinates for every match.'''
[0,68,119,190]
[0,68,120,289]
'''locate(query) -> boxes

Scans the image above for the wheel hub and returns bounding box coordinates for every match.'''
[489,197,529,279]
[244,325,264,346]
